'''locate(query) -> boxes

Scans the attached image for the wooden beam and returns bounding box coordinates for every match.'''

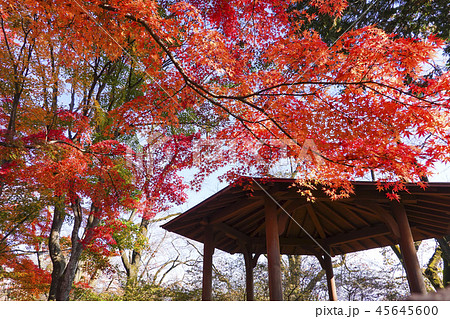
[165,193,248,228]
[332,203,385,249]
[250,199,298,237]
[283,204,311,237]
[273,187,417,202]
[333,203,371,226]
[255,223,391,248]
[285,208,306,236]
[209,199,264,224]
[407,203,450,216]
[200,194,246,210]
[406,214,450,230]
[391,202,426,295]
[306,204,326,239]
[414,228,440,240]
[308,206,346,235]
[232,209,264,230]
[315,201,357,229]
[359,201,401,239]
[265,196,283,301]
[327,224,390,246]
[253,236,322,247]
[202,225,215,301]
[409,186,450,195]
[347,203,379,218]
[215,222,252,244]
[405,207,450,220]
[412,203,450,215]
[416,196,450,209]
[278,208,291,236]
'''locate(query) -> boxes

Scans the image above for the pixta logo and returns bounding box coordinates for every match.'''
[191,137,324,166]
[124,134,324,172]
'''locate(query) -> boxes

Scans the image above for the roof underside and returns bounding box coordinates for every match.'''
[162,178,450,256]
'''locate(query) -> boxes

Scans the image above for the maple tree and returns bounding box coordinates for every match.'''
[1,0,450,300]
[0,0,195,299]
[303,0,450,289]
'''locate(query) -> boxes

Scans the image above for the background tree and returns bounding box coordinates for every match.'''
[291,0,450,61]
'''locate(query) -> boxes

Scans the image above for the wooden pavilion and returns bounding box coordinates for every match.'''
[162,177,450,300]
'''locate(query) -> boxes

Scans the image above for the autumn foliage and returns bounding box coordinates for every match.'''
[0,0,449,299]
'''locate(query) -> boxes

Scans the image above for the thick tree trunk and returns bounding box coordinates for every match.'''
[437,236,450,287]
[56,198,84,301]
[127,264,140,287]
[0,90,22,198]
[424,247,444,290]
[437,237,450,287]
[438,236,450,259]
[48,199,66,301]
[121,217,150,287]
[443,256,450,288]
[48,200,99,301]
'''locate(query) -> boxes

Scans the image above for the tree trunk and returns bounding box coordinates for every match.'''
[56,198,84,301]
[284,255,303,300]
[437,236,450,287]
[121,217,150,287]
[424,247,444,290]
[48,200,99,301]
[437,237,450,288]
[443,256,450,288]
[438,236,450,260]
[48,199,66,301]
[303,269,326,299]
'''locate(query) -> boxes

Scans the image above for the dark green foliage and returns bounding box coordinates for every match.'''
[292,0,449,62]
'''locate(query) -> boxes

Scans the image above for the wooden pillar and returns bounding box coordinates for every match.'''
[245,258,254,301]
[244,251,254,301]
[202,225,215,301]
[392,202,426,294]
[323,254,338,301]
[265,197,283,301]
[243,251,260,301]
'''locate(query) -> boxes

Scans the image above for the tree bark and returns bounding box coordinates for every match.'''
[121,217,151,287]
[443,256,450,288]
[48,200,99,301]
[437,236,450,260]
[48,199,66,301]
[56,198,84,301]
[437,237,450,287]
[424,247,444,290]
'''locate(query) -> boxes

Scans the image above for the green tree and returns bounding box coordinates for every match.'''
[293,0,449,59]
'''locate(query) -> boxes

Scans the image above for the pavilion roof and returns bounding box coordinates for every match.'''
[162,177,450,256]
